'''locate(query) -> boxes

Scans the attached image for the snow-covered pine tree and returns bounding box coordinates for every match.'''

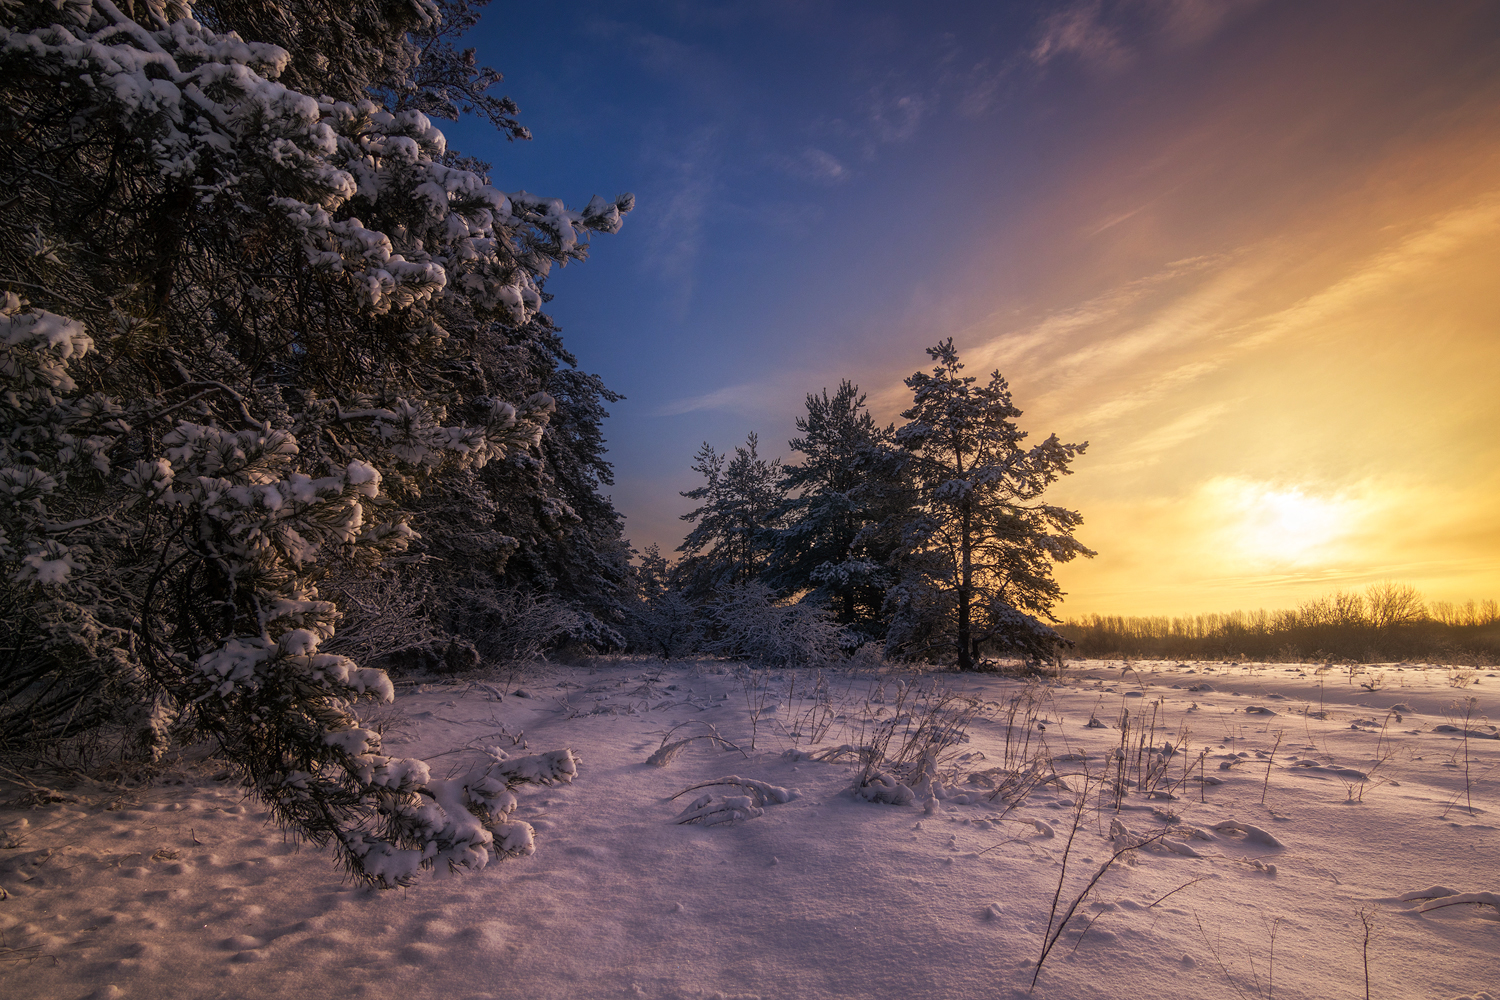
[0,0,627,884]
[677,433,786,597]
[413,313,632,654]
[888,341,1094,669]
[766,381,911,639]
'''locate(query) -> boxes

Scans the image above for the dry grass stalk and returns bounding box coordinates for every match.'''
[646,721,745,767]
[1030,774,1169,991]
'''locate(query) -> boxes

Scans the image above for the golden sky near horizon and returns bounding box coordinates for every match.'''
[905,6,1500,619]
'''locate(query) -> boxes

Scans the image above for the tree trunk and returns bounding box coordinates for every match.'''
[958,501,973,670]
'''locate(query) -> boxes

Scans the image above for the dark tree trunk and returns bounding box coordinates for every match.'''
[958,501,973,670]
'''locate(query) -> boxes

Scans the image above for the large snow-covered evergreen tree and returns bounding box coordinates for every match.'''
[887,341,1094,669]
[765,381,911,639]
[0,0,628,884]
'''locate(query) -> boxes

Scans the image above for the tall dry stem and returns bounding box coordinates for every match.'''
[1260,731,1283,806]
[1357,907,1374,1000]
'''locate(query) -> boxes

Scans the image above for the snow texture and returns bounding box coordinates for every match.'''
[1,658,1496,1000]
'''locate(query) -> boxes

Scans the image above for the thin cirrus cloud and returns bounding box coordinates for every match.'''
[1241,190,1500,353]
[635,128,720,317]
[773,147,848,183]
[656,382,763,418]
[1032,0,1269,69]
[937,106,1500,617]
[1039,187,1500,612]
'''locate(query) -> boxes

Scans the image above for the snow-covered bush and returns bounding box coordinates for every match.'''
[0,0,627,884]
[317,571,446,667]
[618,543,702,659]
[852,682,982,806]
[703,583,849,667]
[450,586,623,663]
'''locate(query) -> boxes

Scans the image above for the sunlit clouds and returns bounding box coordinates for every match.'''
[995,175,1500,614]
[1209,479,1363,568]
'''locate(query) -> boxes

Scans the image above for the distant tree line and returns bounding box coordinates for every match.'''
[1058,583,1500,662]
[620,340,1094,670]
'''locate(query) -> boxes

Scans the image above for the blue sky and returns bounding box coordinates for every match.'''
[447,0,1500,616]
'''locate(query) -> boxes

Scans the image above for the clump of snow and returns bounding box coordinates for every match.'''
[1210,819,1285,849]
[672,776,798,826]
[1417,891,1500,914]
[855,769,918,805]
[489,749,578,786]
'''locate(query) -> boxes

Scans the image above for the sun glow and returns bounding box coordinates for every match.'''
[1206,478,1362,567]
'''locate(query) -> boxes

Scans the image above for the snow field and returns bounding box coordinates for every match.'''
[1,659,1496,1000]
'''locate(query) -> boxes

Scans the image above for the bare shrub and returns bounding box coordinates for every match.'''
[704,583,849,666]
[1447,667,1478,689]
[1366,581,1426,628]
[781,670,842,745]
[850,680,983,804]
[1030,774,1171,991]
[449,588,621,663]
[646,721,745,767]
[623,590,702,659]
[320,571,444,665]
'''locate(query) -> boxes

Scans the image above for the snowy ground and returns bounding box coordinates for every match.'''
[3,658,1498,1000]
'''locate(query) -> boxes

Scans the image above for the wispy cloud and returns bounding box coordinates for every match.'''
[965,187,1500,438]
[772,146,849,184]
[821,87,931,163]
[1243,190,1500,349]
[1032,0,1267,71]
[867,90,927,144]
[1085,200,1154,237]
[1032,1,1131,70]
[1078,360,1224,428]
[962,251,1238,386]
[1111,398,1233,463]
[656,381,763,417]
[585,17,722,85]
[639,128,720,318]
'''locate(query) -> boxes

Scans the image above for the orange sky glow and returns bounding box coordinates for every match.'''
[864,4,1500,617]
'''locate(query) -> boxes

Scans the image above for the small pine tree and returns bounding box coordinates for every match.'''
[621,545,702,659]
[677,434,786,596]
